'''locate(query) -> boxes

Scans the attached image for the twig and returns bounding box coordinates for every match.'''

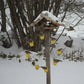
[56,26,66,42]
[73,17,84,27]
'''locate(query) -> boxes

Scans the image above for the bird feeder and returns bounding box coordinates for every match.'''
[40,34,45,40]
[29,11,65,84]
[57,48,62,55]
[29,41,34,47]
[35,65,39,70]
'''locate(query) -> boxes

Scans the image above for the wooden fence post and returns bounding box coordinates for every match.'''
[45,29,51,84]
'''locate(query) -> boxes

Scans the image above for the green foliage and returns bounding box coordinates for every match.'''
[0,53,7,59]
[0,52,21,60]
[8,54,16,58]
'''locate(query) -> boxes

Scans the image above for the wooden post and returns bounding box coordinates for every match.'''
[45,29,51,84]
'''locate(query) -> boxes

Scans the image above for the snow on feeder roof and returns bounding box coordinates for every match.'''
[29,11,64,28]
[34,11,58,22]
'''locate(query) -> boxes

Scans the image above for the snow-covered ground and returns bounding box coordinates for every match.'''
[0,57,84,84]
[0,34,84,84]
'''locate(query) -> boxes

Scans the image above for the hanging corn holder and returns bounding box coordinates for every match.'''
[51,38,56,44]
[57,48,62,55]
[29,41,34,47]
[35,65,39,70]
[53,60,57,66]
[40,34,45,40]
[26,53,30,58]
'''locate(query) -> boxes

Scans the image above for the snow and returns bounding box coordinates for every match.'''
[0,41,23,55]
[0,60,46,84]
[34,11,58,22]
[0,58,84,84]
[0,33,84,84]
[51,61,84,84]
[0,11,84,84]
[58,25,84,38]
[57,12,84,38]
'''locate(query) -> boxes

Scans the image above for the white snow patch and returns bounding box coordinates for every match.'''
[34,11,58,22]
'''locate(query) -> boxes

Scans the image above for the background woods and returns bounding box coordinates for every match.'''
[0,0,84,50]
[0,1,84,84]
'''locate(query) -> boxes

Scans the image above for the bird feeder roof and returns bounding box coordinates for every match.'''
[34,11,58,22]
[29,11,64,28]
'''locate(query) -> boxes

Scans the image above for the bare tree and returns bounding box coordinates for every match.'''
[0,0,6,32]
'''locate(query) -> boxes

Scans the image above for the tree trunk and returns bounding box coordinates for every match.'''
[6,30,12,46]
[15,0,29,35]
[0,0,6,32]
[45,29,51,84]
[44,0,50,10]
[7,0,26,48]
[49,0,54,12]
[54,0,62,17]
[25,0,34,23]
